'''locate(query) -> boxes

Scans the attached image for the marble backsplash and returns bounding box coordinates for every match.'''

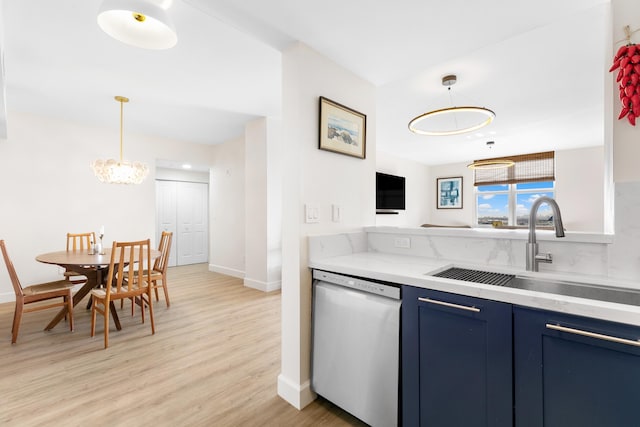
[365,231,610,277]
[309,181,640,287]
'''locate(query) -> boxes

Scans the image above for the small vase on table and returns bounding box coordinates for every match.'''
[98,233,105,255]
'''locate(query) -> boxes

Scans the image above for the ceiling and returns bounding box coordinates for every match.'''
[0,0,611,166]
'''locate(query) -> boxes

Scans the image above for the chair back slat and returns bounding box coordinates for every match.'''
[105,239,152,298]
[0,240,24,297]
[66,232,95,252]
[153,231,173,273]
[91,238,153,348]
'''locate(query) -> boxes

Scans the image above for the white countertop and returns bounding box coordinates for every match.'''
[309,251,640,327]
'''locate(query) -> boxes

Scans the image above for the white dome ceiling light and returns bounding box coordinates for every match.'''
[97,0,177,50]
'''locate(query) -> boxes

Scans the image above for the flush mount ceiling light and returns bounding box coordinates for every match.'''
[91,96,149,184]
[408,74,495,136]
[467,141,514,170]
[97,0,177,50]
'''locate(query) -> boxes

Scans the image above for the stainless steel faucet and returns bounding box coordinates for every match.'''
[526,196,565,272]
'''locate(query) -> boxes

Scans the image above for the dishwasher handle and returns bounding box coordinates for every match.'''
[312,270,400,300]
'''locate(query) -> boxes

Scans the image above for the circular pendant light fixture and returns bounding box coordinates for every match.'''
[467,159,515,170]
[409,75,495,136]
[91,96,149,184]
[97,0,177,50]
[467,141,514,170]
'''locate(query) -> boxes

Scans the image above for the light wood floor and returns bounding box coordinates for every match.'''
[0,264,367,426]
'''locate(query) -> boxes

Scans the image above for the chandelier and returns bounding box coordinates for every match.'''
[409,74,495,136]
[91,96,149,184]
[97,0,177,50]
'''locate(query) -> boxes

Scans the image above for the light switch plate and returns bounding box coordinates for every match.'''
[332,204,341,222]
[305,204,320,223]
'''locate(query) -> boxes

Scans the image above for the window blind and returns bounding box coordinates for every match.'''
[473,151,555,186]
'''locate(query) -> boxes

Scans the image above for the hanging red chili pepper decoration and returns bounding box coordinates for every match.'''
[610,38,639,127]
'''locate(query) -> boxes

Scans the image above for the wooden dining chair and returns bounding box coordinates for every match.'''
[150,231,173,306]
[0,240,76,344]
[64,232,96,284]
[120,231,173,313]
[91,239,155,349]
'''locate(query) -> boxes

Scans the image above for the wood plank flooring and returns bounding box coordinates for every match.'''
[0,264,367,426]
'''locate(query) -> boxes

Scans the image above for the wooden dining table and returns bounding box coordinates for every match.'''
[36,248,161,331]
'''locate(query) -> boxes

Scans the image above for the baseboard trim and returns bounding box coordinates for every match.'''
[208,264,245,279]
[244,277,282,292]
[277,374,316,410]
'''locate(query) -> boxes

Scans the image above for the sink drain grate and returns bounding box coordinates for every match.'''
[432,267,514,286]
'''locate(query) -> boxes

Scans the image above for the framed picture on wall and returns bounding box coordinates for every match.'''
[318,96,367,159]
[437,176,463,209]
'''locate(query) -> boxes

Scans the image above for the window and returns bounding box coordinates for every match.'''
[473,151,555,227]
[476,181,555,227]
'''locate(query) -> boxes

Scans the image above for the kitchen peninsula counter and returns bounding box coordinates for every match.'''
[309,248,640,328]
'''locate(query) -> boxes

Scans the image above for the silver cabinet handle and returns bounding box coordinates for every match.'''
[418,297,480,313]
[546,323,640,347]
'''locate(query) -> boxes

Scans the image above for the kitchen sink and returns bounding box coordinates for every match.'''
[505,276,640,307]
[431,267,640,307]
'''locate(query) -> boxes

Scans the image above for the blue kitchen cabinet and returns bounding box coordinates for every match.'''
[402,286,513,427]
[513,306,640,427]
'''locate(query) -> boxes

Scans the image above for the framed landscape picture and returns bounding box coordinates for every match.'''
[437,176,463,209]
[318,96,366,159]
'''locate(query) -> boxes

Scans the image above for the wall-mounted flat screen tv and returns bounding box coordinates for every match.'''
[376,172,405,210]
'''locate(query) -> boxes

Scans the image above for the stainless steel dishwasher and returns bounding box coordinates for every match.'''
[311,270,401,427]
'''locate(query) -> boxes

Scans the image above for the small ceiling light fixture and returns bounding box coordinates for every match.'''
[467,141,515,170]
[409,74,495,136]
[91,96,149,184]
[97,0,177,50]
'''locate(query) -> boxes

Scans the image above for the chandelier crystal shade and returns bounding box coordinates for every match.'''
[91,96,149,185]
[97,0,177,50]
[409,74,495,136]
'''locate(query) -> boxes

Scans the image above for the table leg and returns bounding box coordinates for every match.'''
[109,302,122,331]
[85,267,105,309]
[45,269,98,331]
[44,267,122,331]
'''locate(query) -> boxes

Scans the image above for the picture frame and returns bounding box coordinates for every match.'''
[437,176,463,209]
[318,96,366,159]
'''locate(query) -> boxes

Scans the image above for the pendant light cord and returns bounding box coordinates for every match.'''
[114,95,129,163]
[119,98,124,163]
[447,86,459,129]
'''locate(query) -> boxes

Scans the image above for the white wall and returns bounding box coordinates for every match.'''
[209,136,246,278]
[376,151,430,227]
[0,111,214,302]
[555,146,604,232]
[429,161,475,226]
[426,146,604,232]
[244,117,282,291]
[279,42,377,408]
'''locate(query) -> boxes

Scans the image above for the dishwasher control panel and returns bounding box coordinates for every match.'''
[313,270,401,300]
